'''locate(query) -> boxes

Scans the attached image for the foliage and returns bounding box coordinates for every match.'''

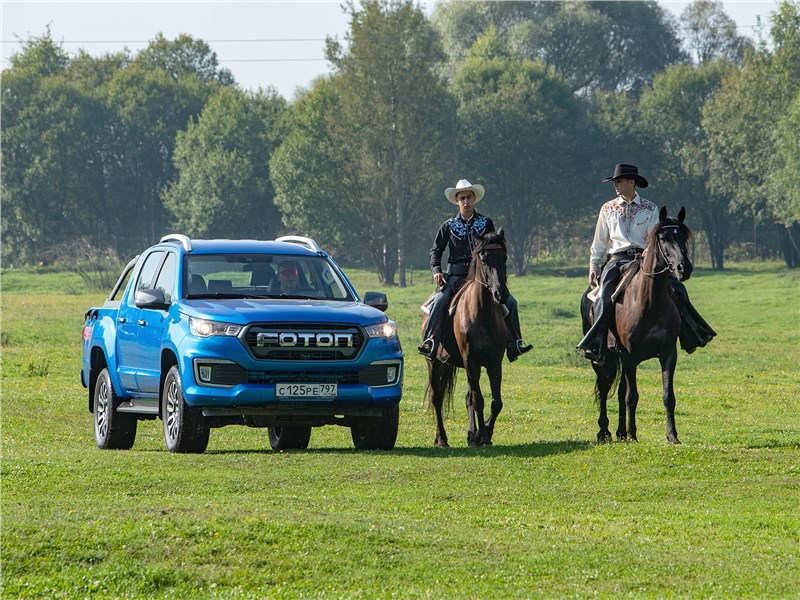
[639,61,733,269]
[2,266,799,597]
[273,0,455,284]
[680,0,753,64]
[4,1,800,271]
[452,31,591,275]
[433,0,686,97]
[164,87,288,239]
[702,0,800,266]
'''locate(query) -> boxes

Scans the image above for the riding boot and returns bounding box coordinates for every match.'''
[577,293,610,365]
[504,294,532,362]
[671,279,716,353]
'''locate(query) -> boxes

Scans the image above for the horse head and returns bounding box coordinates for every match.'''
[650,206,693,281]
[471,228,509,305]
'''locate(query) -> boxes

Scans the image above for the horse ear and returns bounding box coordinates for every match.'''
[496,227,505,239]
[678,206,686,223]
[659,205,668,221]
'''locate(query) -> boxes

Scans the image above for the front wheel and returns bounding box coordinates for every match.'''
[94,368,137,450]
[162,366,209,453]
[268,426,312,450]
[351,404,399,450]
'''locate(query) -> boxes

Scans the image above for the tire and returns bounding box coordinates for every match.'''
[93,368,137,450]
[351,404,399,450]
[268,426,312,450]
[162,366,210,453]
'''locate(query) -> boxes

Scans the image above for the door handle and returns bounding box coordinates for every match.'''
[118,317,126,323]
[138,320,146,326]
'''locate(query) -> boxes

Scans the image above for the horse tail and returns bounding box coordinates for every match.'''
[594,352,622,407]
[424,362,458,417]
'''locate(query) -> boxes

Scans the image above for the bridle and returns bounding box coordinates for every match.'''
[641,225,682,278]
[473,242,507,301]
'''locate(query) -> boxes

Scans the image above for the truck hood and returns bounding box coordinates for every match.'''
[179,298,387,325]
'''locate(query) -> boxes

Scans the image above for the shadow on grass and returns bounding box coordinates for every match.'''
[207,439,594,457]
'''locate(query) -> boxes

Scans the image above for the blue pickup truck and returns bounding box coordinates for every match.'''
[81,234,403,453]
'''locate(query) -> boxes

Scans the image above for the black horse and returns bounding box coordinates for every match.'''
[581,207,692,444]
[422,230,510,447]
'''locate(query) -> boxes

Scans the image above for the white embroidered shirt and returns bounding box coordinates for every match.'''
[589,194,659,273]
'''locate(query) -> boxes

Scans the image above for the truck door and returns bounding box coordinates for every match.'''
[116,250,165,392]
[136,252,177,394]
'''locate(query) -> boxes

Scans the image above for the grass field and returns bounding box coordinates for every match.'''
[2,263,799,598]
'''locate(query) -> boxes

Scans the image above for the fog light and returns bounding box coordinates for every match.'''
[386,366,397,384]
[199,365,212,382]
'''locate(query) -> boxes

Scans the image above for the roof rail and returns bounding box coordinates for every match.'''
[275,235,322,253]
[160,233,192,252]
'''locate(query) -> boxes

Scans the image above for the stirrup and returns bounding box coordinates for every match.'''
[417,338,435,356]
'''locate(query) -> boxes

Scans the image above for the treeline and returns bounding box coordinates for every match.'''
[2,0,799,283]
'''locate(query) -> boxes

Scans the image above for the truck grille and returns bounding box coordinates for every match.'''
[243,323,364,361]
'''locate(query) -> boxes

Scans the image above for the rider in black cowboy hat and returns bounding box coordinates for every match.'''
[577,164,716,365]
[419,178,533,362]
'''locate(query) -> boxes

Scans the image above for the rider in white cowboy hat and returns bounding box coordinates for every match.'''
[419,178,533,362]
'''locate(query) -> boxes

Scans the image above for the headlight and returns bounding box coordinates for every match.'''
[365,320,397,339]
[189,317,242,338]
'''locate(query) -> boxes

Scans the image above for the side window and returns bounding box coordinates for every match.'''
[137,251,165,292]
[154,253,177,303]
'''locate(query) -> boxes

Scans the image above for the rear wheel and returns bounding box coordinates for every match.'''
[351,404,399,450]
[94,368,137,450]
[162,366,209,453]
[268,426,312,450]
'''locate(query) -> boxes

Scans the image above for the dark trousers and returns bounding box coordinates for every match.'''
[577,257,628,351]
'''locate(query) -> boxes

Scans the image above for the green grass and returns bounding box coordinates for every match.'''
[2,264,799,598]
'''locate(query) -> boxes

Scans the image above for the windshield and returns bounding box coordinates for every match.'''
[184,254,354,301]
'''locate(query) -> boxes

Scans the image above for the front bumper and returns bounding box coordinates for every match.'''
[177,334,403,411]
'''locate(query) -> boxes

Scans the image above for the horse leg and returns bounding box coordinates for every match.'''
[429,361,449,448]
[595,358,614,442]
[465,360,487,446]
[483,361,503,445]
[615,364,628,441]
[660,348,680,444]
[621,358,639,441]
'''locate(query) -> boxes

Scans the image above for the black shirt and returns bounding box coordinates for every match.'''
[430,211,495,274]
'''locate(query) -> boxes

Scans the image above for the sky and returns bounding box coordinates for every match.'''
[1,0,782,100]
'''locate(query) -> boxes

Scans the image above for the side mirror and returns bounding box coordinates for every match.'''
[363,291,388,312]
[135,288,169,310]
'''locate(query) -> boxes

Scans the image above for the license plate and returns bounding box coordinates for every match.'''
[275,383,337,399]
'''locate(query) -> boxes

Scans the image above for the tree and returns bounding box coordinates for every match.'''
[452,29,591,275]
[1,34,107,264]
[294,0,455,285]
[680,0,753,64]
[639,61,733,269]
[135,33,235,86]
[164,87,287,239]
[702,0,800,267]
[432,0,686,97]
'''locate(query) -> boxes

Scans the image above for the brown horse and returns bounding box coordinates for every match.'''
[581,206,692,444]
[423,230,509,447]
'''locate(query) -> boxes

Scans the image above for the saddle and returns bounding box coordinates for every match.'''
[587,259,641,303]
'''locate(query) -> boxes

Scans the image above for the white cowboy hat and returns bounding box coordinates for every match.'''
[444,179,485,205]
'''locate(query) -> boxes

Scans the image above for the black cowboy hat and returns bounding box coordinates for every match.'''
[602,163,648,188]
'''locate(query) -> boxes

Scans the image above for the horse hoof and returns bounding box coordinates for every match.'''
[435,438,449,448]
[667,436,681,444]
[597,431,612,443]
